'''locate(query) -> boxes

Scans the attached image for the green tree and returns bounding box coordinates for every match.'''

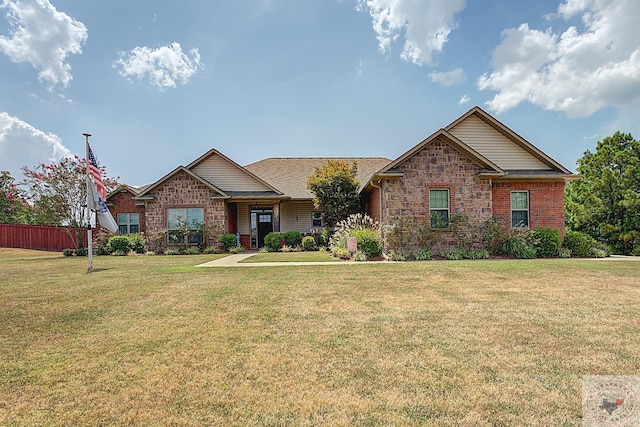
[565,132,640,254]
[0,171,29,224]
[21,156,119,246]
[306,160,361,228]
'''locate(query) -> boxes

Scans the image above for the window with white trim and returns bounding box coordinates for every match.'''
[429,189,450,228]
[511,191,529,228]
[167,208,204,245]
[117,213,139,234]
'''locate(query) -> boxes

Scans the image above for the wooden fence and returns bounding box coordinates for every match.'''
[0,224,80,252]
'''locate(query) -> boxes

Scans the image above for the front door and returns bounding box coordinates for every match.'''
[251,209,273,249]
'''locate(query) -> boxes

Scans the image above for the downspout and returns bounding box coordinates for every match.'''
[369,178,383,224]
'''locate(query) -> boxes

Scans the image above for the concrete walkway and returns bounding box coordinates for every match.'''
[195,252,388,267]
[195,253,640,268]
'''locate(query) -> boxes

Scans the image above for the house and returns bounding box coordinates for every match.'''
[107,107,574,251]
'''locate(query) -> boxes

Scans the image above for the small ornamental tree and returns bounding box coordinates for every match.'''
[0,171,29,224]
[21,156,118,247]
[306,160,360,228]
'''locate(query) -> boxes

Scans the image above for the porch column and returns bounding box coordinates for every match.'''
[273,201,280,232]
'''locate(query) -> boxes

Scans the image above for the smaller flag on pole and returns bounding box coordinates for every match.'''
[86,142,118,234]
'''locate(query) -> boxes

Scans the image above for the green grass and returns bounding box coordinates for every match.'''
[1,249,639,426]
[239,250,340,263]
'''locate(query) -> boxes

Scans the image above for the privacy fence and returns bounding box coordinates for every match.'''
[0,224,79,252]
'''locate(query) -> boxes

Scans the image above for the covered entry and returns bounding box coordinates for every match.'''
[250,208,274,249]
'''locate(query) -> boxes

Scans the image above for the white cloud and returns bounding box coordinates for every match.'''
[0,112,72,179]
[459,94,470,105]
[429,67,466,86]
[113,42,202,90]
[0,0,87,91]
[478,0,640,117]
[357,0,466,65]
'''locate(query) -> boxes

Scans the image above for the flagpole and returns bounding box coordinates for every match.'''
[84,132,93,271]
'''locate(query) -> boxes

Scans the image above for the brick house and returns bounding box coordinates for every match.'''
[107,107,574,251]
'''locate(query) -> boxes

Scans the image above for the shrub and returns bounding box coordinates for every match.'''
[96,243,111,256]
[74,247,88,257]
[302,235,317,251]
[558,247,571,258]
[388,250,407,261]
[283,231,302,247]
[498,234,536,259]
[532,228,562,258]
[318,229,332,247]
[440,247,466,260]
[127,233,147,254]
[563,230,597,258]
[353,229,382,260]
[482,217,507,255]
[165,249,181,255]
[332,247,352,260]
[203,246,221,254]
[183,247,200,255]
[263,232,283,252]
[466,249,491,260]
[108,235,131,255]
[62,248,74,257]
[413,247,431,261]
[353,251,368,262]
[220,233,237,251]
[281,245,294,252]
[229,246,246,254]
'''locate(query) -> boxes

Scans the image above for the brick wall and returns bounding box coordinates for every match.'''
[381,139,493,252]
[144,171,227,249]
[108,190,146,233]
[492,181,566,234]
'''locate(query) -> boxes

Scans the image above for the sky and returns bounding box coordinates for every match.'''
[1,0,639,186]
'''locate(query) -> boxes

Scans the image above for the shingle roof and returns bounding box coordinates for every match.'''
[244,157,392,199]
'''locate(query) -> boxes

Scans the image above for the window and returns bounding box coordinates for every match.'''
[311,211,322,227]
[117,213,139,234]
[429,189,449,228]
[511,191,529,227]
[167,208,204,245]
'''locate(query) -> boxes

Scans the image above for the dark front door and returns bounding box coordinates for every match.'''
[257,212,273,248]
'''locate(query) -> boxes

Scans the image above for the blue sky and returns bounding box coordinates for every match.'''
[1,0,639,186]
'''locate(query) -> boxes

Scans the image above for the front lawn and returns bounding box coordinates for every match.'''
[1,251,639,425]
[239,250,341,263]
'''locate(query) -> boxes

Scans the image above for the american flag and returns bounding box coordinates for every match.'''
[88,144,107,201]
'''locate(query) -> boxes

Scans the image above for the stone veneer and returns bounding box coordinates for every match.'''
[381,139,493,252]
[144,171,226,249]
[108,189,146,234]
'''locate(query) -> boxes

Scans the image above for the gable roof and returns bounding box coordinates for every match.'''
[377,128,505,177]
[245,157,392,200]
[445,106,573,174]
[186,148,283,195]
[135,166,229,200]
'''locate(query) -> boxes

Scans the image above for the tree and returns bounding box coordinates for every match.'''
[0,171,29,224]
[21,156,119,246]
[565,131,640,254]
[306,160,361,228]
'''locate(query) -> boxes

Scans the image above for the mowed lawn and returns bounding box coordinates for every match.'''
[1,249,639,426]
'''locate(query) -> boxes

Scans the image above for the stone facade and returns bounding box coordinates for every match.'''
[143,171,226,249]
[108,189,146,234]
[380,139,493,252]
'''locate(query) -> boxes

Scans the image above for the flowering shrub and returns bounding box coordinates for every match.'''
[329,213,381,260]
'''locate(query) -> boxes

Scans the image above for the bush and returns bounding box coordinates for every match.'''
[229,246,246,254]
[466,249,491,260]
[498,234,536,259]
[440,247,466,260]
[184,247,200,255]
[353,229,382,260]
[532,228,562,258]
[74,247,88,257]
[220,233,237,251]
[283,231,302,247]
[96,244,112,255]
[204,246,221,254]
[301,235,317,251]
[563,230,598,258]
[108,235,131,255]
[62,248,74,257]
[332,247,352,260]
[318,229,332,247]
[281,245,294,252]
[165,249,181,255]
[353,251,368,262]
[127,233,147,254]
[263,232,283,252]
[413,247,431,261]
[388,250,407,261]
